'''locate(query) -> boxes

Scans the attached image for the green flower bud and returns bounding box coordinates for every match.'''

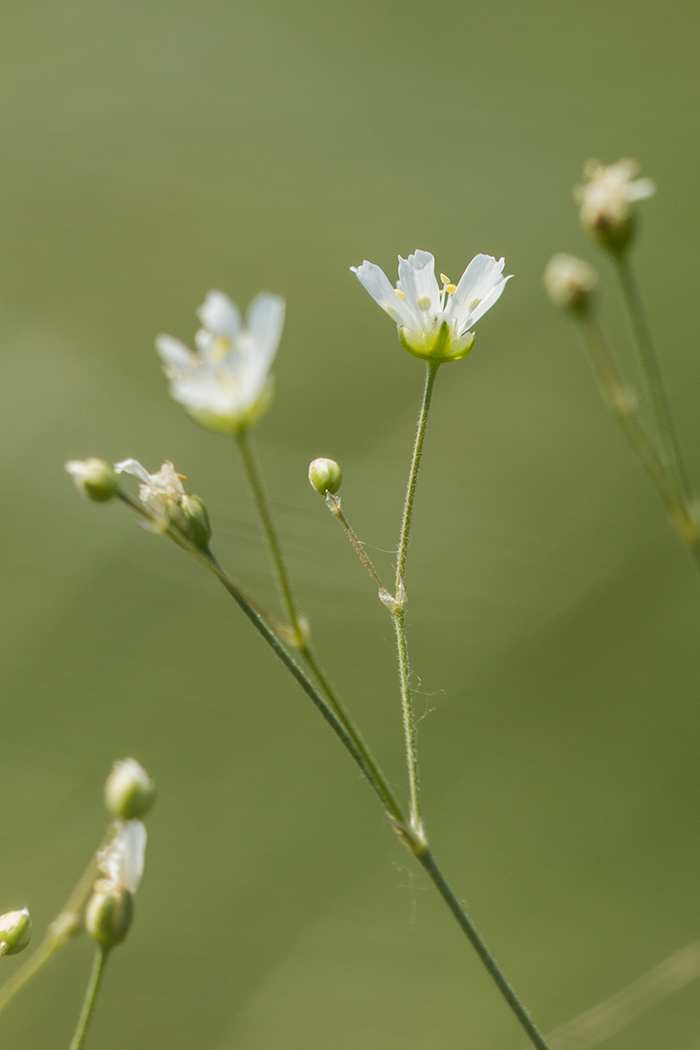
[85,883,134,948]
[64,459,120,502]
[104,758,156,821]
[543,254,597,314]
[166,494,212,551]
[308,458,342,495]
[0,908,31,956]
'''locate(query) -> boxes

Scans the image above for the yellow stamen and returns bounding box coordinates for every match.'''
[394,288,405,300]
[468,297,481,311]
[176,473,187,482]
[210,336,230,362]
[439,273,451,285]
[416,296,431,310]
[445,284,457,294]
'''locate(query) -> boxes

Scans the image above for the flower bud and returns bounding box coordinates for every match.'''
[85,883,134,948]
[166,494,212,550]
[309,458,342,495]
[104,758,156,821]
[0,908,31,956]
[64,459,120,502]
[543,254,597,313]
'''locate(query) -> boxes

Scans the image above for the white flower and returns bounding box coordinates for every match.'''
[351,250,511,362]
[155,290,285,434]
[576,159,655,236]
[114,459,185,531]
[543,253,597,312]
[98,820,147,894]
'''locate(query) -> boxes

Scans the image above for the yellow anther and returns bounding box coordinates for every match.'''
[439,273,452,284]
[176,473,187,482]
[416,296,431,310]
[468,297,481,311]
[445,284,457,294]
[394,288,405,300]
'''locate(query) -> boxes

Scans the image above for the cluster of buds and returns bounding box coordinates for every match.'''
[85,759,155,950]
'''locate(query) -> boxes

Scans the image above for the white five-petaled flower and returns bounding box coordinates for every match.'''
[155,290,285,435]
[99,820,147,895]
[576,159,655,237]
[114,459,185,531]
[351,250,511,362]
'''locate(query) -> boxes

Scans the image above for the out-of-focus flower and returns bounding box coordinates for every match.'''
[104,759,156,821]
[351,250,511,362]
[575,159,655,251]
[156,290,285,434]
[64,458,120,502]
[86,821,147,948]
[543,254,597,313]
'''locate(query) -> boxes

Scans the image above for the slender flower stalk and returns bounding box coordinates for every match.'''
[576,313,695,538]
[324,491,392,601]
[612,250,696,512]
[68,946,109,1050]
[0,853,99,1015]
[236,430,308,648]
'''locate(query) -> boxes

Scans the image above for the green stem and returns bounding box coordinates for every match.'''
[237,430,305,647]
[0,853,99,1015]
[417,849,551,1050]
[392,360,440,837]
[613,252,694,509]
[577,314,693,530]
[393,608,422,838]
[395,360,440,591]
[233,436,395,824]
[195,547,405,826]
[325,492,391,598]
[68,946,109,1050]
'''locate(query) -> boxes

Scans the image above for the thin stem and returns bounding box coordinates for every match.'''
[232,439,395,822]
[237,431,305,647]
[325,492,391,598]
[396,360,440,591]
[391,360,440,837]
[393,609,422,837]
[195,547,405,826]
[417,848,551,1050]
[577,314,691,526]
[613,251,694,508]
[0,853,99,1015]
[68,946,109,1050]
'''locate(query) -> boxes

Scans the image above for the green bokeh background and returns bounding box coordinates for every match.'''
[1,1,700,1047]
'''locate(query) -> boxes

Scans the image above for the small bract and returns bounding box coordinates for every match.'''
[156,290,285,435]
[351,250,511,362]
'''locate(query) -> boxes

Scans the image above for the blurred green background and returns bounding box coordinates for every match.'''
[1,0,700,1047]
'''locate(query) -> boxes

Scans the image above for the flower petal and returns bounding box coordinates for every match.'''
[102,820,147,893]
[155,335,196,376]
[114,459,152,484]
[197,291,242,341]
[350,261,413,325]
[397,250,441,320]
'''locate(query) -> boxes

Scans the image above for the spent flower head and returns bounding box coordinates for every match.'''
[113,459,210,550]
[575,159,655,252]
[156,290,285,435]
[351,250,511,362]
